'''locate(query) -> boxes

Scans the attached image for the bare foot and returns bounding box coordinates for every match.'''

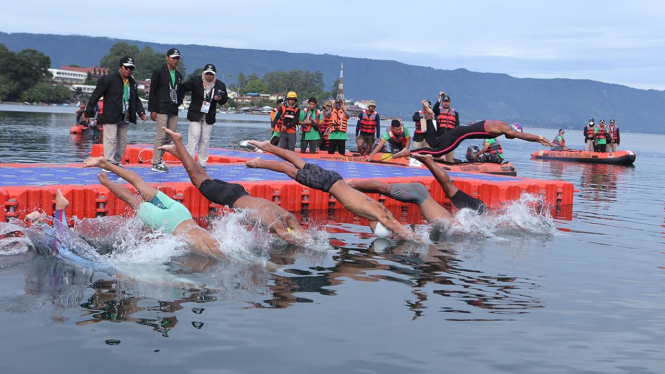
[54,189,70,210]
[245,157,262,168]
[97,172,111,185]
[163,128,183,142]
[392,149,410,159]
[25,211,43,223]
[158,144,179,158]
[84,156,107,168]
[248,140,270,151]
[411,153,433,164]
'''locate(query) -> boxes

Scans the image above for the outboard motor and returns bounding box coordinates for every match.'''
[466,145,480,161]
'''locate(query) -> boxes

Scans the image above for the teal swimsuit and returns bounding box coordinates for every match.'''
[137,191,192,234]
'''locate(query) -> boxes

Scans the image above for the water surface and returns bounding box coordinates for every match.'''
[1,106,664,373]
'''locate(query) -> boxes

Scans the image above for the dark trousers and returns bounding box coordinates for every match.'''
[328,139,346,155]
[594,143,606,152]
[301,139,319,154]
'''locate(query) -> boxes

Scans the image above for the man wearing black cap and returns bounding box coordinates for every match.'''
[84,56,147,167]
[181,63,228,169]
[148,48,184,172]
[584,118,595,152]
[607,119,620,152]
[298,97,323,153]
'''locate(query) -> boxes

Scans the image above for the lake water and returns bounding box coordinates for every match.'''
[1,105,664,373]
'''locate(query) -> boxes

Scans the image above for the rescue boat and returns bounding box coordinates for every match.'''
[531,149,636,165]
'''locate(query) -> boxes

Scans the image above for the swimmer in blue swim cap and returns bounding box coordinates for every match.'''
[245,140,420,241]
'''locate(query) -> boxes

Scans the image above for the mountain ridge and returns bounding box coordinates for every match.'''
[1,31,663,133]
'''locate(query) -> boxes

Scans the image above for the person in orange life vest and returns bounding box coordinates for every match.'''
[181,63,228,169]
[583,118,596,152]
[272,91,300,151]
[551,129,569,151]
[324,98,351,155]
[76,104,89,126]
[412,100,435,149]
[366,120,411,161]
[433,92,459,162]
[83,56,147,167]
[149,48,184,173]
[269,98,284,146]
[95,97,104,125]
[355,100,381,156]
[607,119,620,152]
[318,101,333,151]
[470,138,504,164]
[594,119,608,152]
[299,97,324,153]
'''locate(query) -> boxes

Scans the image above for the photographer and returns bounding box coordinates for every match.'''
[181,64,228,169]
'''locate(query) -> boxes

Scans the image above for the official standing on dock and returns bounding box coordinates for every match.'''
[84,56,146,167]
[148,48,184,172]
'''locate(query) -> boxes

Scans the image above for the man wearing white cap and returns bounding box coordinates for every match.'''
[181,63,228,169]
[148,48,184,172]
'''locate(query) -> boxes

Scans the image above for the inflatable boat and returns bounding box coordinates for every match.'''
[531,149,636,165]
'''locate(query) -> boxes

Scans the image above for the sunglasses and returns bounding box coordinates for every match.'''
[123,65,135,70]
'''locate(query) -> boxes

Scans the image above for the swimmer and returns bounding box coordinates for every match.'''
[393,119,554,159]
[83,156,224,258]
[158,128,306,245]
[25,188,70,225]
[346,180,457,225]
[411,153,487,213]
[245,140,419,241]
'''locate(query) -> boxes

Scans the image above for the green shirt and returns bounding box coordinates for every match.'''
[328,130,347,140]
[594,127,607,145]
[299,109,324,141]
[381,126,411,142]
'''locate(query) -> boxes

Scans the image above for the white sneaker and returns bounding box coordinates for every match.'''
[151,161,168,173]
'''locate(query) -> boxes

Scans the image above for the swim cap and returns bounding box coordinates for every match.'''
[372,221,391,238]
[510,123,523,132]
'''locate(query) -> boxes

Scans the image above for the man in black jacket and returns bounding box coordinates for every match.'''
[181,63,228,169]
[148,48,185,172]
[84,56,147,167]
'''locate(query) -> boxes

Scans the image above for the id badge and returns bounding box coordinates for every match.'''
[420,118,427,133]
[122,100,128,114]
[201,101,211,114]
[170,88,178,104]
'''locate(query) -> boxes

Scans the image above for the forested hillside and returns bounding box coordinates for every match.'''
[1,32,663,133]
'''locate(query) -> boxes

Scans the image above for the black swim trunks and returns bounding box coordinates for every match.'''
[198,179,250,207]
[295,163,343,192]
[450,189,486,214]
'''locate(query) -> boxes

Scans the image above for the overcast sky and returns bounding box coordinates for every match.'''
[3,0,665,90]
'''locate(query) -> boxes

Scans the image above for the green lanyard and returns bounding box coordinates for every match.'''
[122,80,129,104]
[169,69,176,87]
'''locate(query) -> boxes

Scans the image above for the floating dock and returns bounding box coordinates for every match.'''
[0,145,574,223]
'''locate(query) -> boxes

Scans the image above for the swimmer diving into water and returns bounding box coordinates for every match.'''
[245,140,419,241]
[158,128,306,245]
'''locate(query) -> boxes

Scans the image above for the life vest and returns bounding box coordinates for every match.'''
[280,105,298,134]
[320,115,331,136]
[388,127,408,149]
[97,101,104,114]
[608,126,619,141]
[485,138,504,158]
[358,110,379,134]
[301,108,321,133]
[271,107,284,132]
[330,108,348,133]
[595,126,607,140]
[585,125,595,139]
[436,108,457,130]
[552,135,566,147]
